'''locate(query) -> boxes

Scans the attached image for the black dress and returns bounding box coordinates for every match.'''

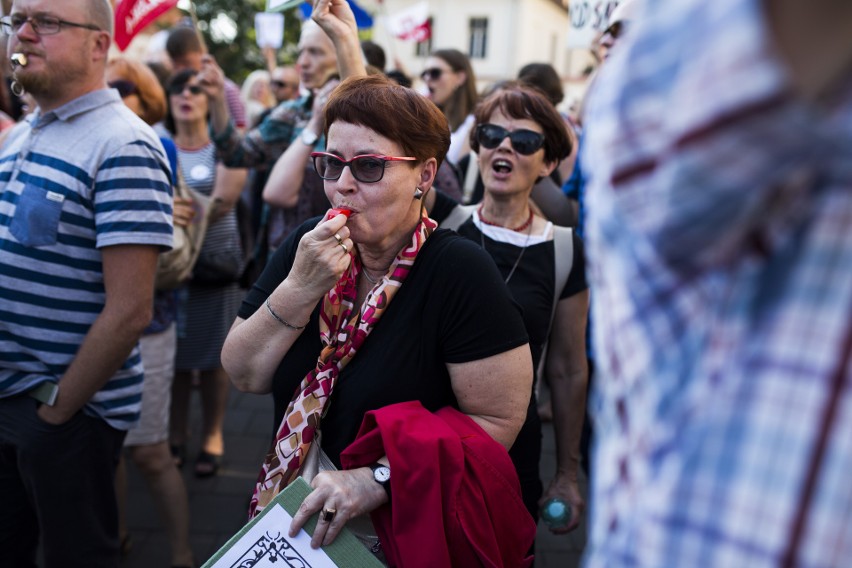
[433,197,588,519]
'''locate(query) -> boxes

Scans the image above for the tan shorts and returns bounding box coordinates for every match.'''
[124,324,176,447]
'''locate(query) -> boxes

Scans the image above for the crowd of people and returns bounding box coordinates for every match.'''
[1,0,850,567]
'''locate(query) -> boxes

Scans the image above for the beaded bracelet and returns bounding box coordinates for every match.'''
[265,297,308,330]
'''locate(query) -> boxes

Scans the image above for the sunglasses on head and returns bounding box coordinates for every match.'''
[168,83,203,96]
[420,68,445,82]
[108,79,137,99]
[476,124,546,155]
[311,152,416,184]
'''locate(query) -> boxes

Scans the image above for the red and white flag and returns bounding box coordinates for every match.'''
[383,1,431,42]
[114,0,180,51]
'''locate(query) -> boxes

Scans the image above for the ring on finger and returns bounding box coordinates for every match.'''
[333,232,344,245]
[321,507,336,523]
[339,242,348,254]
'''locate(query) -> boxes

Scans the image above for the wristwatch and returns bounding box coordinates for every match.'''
[300,128,319,146]
[369,463,391,498]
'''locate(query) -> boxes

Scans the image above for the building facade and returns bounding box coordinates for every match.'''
[363,0,596,109]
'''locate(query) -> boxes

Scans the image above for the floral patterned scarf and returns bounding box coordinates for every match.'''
[249,212,437,518]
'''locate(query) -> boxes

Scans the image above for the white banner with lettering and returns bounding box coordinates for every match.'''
[567,1,620,49]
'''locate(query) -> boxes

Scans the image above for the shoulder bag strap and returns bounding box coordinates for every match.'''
[440,204,477,231]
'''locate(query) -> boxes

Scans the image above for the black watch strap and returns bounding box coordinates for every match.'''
[368,462,391,499]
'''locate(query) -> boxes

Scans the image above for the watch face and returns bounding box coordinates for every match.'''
[373,466,390,483]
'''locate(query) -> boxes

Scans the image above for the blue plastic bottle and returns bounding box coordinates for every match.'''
[541,497,571,530]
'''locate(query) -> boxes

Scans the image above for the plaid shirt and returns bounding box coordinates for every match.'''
[582,1,852,566]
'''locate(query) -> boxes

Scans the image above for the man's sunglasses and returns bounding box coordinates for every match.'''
[271,80,298,89]
[476,124,545,155]
[168,83,203,96]
[108,80,137,99]
[311,152,416,183]
[420,68,445,82]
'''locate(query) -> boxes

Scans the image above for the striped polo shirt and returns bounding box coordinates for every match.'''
[0,89,173,430]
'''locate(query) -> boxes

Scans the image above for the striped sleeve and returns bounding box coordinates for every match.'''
[94,138,173,250]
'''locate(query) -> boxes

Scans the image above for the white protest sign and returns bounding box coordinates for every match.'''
[567,0,620,49]
[266,0,302,12]
[256,12,285,49]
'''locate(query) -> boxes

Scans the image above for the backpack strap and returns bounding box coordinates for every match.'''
[440,204,477,231]
[551,225,574,315]
[462,151,479,204]
[536,225,575,382]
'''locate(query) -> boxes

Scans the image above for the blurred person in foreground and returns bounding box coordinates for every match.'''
[0,0,172,565]
[429,83,589,536]
[221,70,535,566]
[106,56,194,568]
[562,0,639,480]
[583,0,852,566]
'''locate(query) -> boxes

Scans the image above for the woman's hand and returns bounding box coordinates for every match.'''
[311,77,340,120]
[287,212,354,298]
[197,55,233,136]
[311,0,367,80]
[540,471,585,534]
[311,0,358,44]
[197,55,226,103]
[289,467,387,548]
[172,196,196,229]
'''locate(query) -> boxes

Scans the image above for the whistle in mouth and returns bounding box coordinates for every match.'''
[326,207,352,220]
[10,53,28,68]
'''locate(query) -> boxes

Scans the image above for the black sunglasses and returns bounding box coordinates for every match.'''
[420,68,445,82]
[271,80,297,89]
[168,83,203,96]
[476,124,546,155]
[108,80,137,99]
[311,152,416,184]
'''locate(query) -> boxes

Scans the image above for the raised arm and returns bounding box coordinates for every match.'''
[263,79,338,209]
[199,56,298,170]
[198,55,231,138]
[311,0,367,80]
[221,213,353,392]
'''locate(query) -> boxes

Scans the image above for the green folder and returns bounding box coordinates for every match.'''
[202,477,383,567]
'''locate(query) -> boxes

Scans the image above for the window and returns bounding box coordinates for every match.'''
[469,17,488,59]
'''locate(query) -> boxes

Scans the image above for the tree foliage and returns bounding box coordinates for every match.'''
[191,0,303,83]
